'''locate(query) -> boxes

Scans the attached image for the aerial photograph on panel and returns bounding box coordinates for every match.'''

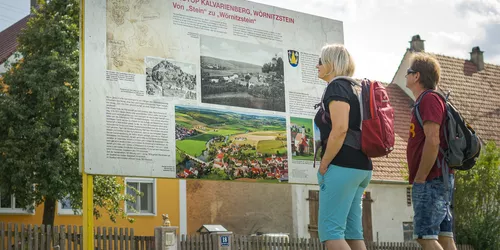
[175,105,288,182]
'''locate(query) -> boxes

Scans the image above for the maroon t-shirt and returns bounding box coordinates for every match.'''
[407,91,449,184]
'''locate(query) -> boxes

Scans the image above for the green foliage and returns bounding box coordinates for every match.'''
[454,141,500,250]
[0,0,136,225]
[400,162,409,182]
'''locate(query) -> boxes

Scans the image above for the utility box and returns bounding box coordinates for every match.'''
[197,224,232,249]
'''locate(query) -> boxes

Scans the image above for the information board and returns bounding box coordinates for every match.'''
[83,0,344,184]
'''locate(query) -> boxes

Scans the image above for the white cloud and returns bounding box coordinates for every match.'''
[251,0,500,82]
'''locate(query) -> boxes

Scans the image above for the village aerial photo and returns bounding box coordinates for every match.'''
[175,105,289,182]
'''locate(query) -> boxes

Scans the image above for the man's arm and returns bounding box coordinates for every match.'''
[414,121,441,183]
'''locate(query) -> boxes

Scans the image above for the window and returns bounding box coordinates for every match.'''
[0,192,33,214]
[403,222,414,242]
[407,187,412,206]
[125,178,156,215]
[58,195,81,215]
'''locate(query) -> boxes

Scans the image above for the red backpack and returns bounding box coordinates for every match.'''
[314,77,395,164]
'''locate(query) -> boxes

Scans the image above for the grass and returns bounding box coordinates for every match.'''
[175,113,206,128]
[232,139,258,147]
[176,150,184,164]
[186,112,221,125]
[223,124,257,131]
[293,155,314,161]
[176,133,219,156]
[257,140,287,155]
[210,129,241,136]
[260,125,286,131]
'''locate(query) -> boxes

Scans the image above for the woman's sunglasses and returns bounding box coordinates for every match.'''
[318,58,322,66]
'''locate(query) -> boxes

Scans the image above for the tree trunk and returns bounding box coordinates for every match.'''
[42,197,56,226]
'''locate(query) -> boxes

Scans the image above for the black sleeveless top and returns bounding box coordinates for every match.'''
[313,78,372,171]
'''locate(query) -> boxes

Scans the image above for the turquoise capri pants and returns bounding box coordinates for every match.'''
[317,164,372,242]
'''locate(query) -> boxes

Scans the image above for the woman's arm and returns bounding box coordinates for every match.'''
[319,100,350,175]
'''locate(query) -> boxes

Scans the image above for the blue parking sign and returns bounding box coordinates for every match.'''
[220,235,229,246]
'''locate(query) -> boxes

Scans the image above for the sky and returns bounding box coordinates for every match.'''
[200,35,283,66]
[0,0,30,31]
[1,0,499,83]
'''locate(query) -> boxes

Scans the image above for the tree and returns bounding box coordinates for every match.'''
[0,0,137,226]
[454,141,500,250]
[276,57,284,76]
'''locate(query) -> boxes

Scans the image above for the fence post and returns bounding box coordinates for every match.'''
[154,226,178,250]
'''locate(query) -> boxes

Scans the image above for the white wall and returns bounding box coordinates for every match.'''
[0,53,20,74]
[293,182,413,242]
[365,183,414,242]
[392,50,416,100]
[292,184,319,238]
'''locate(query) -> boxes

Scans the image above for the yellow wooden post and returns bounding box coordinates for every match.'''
[80,0,93,249]
[82,173,94,249]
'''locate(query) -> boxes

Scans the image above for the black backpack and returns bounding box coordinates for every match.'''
[414,90,482,171]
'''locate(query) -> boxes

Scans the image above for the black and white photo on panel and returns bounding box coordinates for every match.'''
[145,56,197,100]
[200,35,285,112]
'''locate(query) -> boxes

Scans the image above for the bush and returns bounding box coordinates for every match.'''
[454,141,500,250]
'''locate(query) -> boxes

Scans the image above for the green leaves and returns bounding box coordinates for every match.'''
[0,0,136,226]
[455,141,500,250]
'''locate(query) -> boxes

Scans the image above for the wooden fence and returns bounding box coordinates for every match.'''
[1,223,475,250]
[0,223,153,250]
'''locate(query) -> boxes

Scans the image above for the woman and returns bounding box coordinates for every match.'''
[314,44,373,250]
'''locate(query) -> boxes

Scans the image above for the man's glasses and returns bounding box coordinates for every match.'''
[406,68,417,76]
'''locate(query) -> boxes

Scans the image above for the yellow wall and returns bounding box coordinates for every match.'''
[0,178,180,236]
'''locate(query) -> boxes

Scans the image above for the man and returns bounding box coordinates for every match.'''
[406,53,456,250]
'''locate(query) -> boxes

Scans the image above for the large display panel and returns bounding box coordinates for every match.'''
[83,0,344,184]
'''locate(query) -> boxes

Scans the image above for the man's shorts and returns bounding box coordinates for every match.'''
[412,174,454,240]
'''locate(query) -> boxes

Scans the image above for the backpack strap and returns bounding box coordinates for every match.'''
[312,77,361,168]
[414,89,448,128]
[413,89,432,129]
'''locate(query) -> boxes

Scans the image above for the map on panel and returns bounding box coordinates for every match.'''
[107,0,165,74]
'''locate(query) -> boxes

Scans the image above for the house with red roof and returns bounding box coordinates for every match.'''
[0,16,30,74]
[294,35,500,242]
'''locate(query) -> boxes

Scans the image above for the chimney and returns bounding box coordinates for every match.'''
[470,46,484,71]
[409,35,425,52]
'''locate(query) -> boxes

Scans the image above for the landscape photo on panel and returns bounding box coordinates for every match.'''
[199,35,286,112]
[175,105,288,183]
[145,57,197,100]
[290,117,315,161]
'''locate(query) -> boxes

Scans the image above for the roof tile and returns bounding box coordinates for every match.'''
[432,53,500,145]
[371,83,412,182]
[0,15,30,65]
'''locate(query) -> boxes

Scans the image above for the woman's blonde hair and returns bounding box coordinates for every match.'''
[320,44,355,77]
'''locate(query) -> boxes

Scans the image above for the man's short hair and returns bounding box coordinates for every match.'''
[410,53,441,89]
